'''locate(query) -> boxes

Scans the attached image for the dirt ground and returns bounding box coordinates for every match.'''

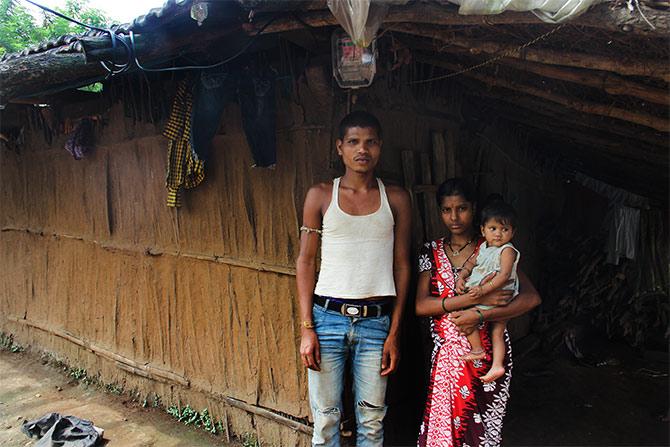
[503,350,669,446]
[1,345,667,446]
[0,350,241,447]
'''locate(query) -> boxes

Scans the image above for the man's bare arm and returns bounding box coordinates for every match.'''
[296,185,326,371]
[381,186,411,376]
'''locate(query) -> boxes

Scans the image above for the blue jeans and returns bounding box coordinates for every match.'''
[308,304,390,447]
[190,61,277,167]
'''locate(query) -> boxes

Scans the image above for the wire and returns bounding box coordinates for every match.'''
[23,0,107,32]
[22,0,280,76]
[129,16,279,72]
[409,23,568,85]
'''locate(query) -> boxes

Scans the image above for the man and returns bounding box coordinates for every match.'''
[296,111,411,446]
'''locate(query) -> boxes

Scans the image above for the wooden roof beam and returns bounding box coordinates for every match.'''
[414,54,669,132]
[392,24,670,81]
[502,94,667,148]
[251,2,668,35]
[496,58,670,106]
[398,34,670,107]
[461,91,668,166]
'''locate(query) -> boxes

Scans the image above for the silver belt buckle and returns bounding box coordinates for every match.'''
[342,304,361,316]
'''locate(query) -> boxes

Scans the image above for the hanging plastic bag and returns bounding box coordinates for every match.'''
[450,0,603,23]
[327,0,408,47]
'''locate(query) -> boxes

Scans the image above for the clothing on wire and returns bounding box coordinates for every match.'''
[190,59,278,168]
[64,118,95,160]
[574,172,650,209]
[606,205,640,265]
[574,173,646,265]
[164,79,205,208]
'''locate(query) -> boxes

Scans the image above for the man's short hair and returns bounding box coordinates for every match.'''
[338,111,382,140]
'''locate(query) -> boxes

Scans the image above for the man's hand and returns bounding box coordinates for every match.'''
[300,329,321,371]
[380,334,400,376]
[448,309,479,335]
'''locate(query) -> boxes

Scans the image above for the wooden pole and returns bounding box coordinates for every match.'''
[1,227,297,276]
[0,50,105,104]
[461,90,669,166]
[0,26,240,103]
[8,315,314,435]
[497,59,670,106]
[444,125,458,178]
[8,316,190,386]
[251,2,668,35]
[431,131,447,184]
[394,24,670,81]
[458,83,667,148]
[414,54,669,132]
[217,394,313,435]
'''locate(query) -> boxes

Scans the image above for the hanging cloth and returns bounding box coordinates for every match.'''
[574,173,648,265]
[606,205,640,265]
[163,79,205,208]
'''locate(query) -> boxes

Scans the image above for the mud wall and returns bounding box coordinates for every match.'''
[0,74,470,445]
[0,73,564,444]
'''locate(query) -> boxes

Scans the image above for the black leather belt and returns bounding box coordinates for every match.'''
[314,295,393,318]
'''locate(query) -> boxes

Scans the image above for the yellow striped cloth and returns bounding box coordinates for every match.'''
[163,80,205,207]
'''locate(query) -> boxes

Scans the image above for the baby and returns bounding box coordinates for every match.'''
[455,199,520,383]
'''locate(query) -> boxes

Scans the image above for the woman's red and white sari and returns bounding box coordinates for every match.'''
[417,238,512,447]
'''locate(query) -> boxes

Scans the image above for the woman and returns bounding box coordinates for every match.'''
[415,179,541,447]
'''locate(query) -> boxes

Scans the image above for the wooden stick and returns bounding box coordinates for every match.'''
[401,150,417,189]
[252,2,668,35]
[7,316,190,386]
[431,131,447,184]
[464,90,669,167]
[401,150,427,246]
[414,54,669,132]
[497,59,669,106]
[1,26,240,102]
[1,227,297,276]
[463,85,667,148]
[7,315,313,435]
[419,152,432,185]
[444,125,458,178]
[395,25,670,81]
[217,394,312,435]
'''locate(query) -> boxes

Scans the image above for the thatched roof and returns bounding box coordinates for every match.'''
[0,0,668,198]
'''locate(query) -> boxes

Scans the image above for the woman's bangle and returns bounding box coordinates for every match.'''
[441,297,448,314]
[475,309,484,326]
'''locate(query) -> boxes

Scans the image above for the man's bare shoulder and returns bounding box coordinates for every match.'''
[385,184,411,206]
[307,182,332,199]
[304,182,333,210]
[310,181,333,193]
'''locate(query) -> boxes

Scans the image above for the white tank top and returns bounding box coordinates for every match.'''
[314,177,397,299]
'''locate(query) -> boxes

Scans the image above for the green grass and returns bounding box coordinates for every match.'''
[241,432,259,447]
[0,333,24,353]
[165,404,230,437]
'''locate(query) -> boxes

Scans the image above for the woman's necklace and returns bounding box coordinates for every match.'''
[446,238,474,256]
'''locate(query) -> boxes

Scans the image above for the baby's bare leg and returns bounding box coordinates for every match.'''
[461,328,486,361]
[481,321,507,382]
